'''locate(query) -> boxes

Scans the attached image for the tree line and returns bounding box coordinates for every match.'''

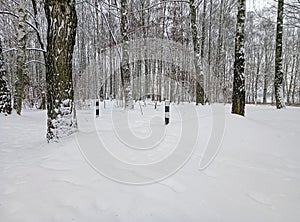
[0,0,299,141]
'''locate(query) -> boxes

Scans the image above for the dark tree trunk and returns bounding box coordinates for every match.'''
[263,35,268,104]
[274,0,285,109]
[0,39,12,115]
[232,0,246,116]
[44,0,78,142]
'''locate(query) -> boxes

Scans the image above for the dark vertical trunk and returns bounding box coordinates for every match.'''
[232,0,246,116]
[263,35,268,104]
[274,0,285,109]
[254,51,261,104]
[31,0,46,58]
[45,0,78,142]
[109,0,113,98]
[0,39,12,115]
[200,0,207,61]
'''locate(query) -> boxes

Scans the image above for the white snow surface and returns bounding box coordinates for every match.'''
[1,102,300,221]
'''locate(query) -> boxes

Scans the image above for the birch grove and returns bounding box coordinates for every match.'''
[0,0,299,138]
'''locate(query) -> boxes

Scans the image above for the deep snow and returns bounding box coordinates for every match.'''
[0,102,300,222]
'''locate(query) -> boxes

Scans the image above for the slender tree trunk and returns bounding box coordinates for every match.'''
[292,40,299,104]
[120,0,133,109]
[274,0,285,109]
[201,0,207,102]
[214,0,224,103]
[109,0,113,98]
[44,0,78,142]
[263,35,268,104]
[31,0,46,58]
[207,0,213,103]
[200,0,207,61]
[190,0,204,105]
[287,54,295,104]
[16,0,26,115]
[254,51,261,104]
[232,0,246,116]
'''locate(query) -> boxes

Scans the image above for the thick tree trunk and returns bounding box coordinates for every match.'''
[44,0,78,142]
[190,0,205,105]
[274,0,285,109]
[232,0,246,116]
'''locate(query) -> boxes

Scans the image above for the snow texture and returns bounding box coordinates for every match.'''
[0,103,300,221]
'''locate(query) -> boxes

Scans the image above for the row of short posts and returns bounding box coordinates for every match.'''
[96,99,170,125]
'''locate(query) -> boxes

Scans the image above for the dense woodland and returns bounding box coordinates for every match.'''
[0,0,299,140]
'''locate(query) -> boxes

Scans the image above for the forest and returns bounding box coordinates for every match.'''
[0,0,299,140]
[1,1,300,221]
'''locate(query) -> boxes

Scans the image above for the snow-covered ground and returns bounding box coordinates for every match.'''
[1,102,300,222]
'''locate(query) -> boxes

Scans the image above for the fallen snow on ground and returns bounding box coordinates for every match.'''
[0,102,300,222]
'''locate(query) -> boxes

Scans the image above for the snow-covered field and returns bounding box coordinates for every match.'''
[1,102,300,222]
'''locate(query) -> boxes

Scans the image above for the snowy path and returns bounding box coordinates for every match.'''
[0,104,300,221]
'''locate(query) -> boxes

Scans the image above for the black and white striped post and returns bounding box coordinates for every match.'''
[96,100,100,118]
[165,100,170,125]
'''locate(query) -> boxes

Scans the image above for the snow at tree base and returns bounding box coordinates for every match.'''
[1,102,300,221]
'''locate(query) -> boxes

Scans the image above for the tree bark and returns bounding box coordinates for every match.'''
[16,0,26,115]
[0,39,12,115]
[232,0,246,116]
[120,0,133,109]
[44,0,78,142]
[274,0,285,109]
[190,0,204,105]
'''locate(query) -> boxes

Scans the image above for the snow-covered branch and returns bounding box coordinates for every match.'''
[0,11,41,37]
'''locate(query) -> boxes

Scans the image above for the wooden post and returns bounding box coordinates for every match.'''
[96,100,99,118]
[165,100,170,125]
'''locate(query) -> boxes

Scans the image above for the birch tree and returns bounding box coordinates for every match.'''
[15,0,26,115]
[190,0,204,105]
[120,0,133,109]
